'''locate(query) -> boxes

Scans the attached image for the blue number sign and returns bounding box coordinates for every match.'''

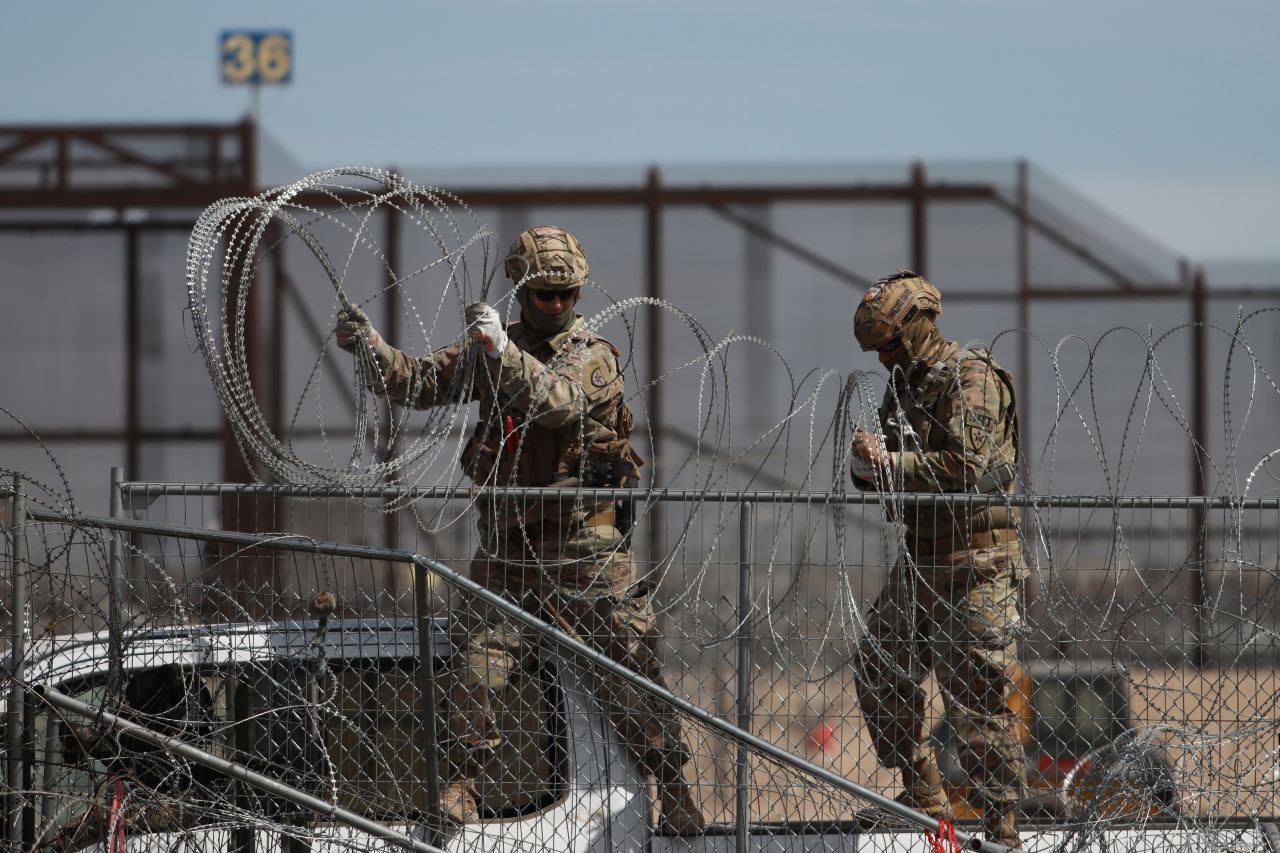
[220,31,293,85]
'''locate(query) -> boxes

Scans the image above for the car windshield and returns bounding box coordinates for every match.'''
[16,644,567,847]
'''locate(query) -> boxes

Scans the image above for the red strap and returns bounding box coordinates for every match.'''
[926,818,960,853]
[503,415,519,454]
[108,777,126,853]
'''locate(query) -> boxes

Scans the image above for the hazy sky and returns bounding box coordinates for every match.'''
[5,1,1277,261]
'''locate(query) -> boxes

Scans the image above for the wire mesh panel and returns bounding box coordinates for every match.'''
[4,163,1280,852]
[8,481,1277,852]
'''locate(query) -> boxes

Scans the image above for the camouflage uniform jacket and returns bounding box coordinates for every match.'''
[375,315,641,530]
[861,341,1021,555]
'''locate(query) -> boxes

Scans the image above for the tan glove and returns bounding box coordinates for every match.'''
[335,305,395,364]
[464,302,509,359]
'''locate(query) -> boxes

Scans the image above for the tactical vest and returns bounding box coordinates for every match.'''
[879,346,1019,488]
[460,333,644,489]
[881,346,1021,548]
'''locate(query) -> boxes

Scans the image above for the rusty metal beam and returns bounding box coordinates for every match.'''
[708,201,872,289]
[383,197,402,554]
[987,192,1143,290]
[0,133,45,163]
[910,161,928,275]
[0,121,253,209]
[0,180,994,211]
[241,117,257,202]
[0,429,222,442]
[125,226,141,478]
[0,220,195,231]
[55,135,68,192]
[0,426,398,443]
[268,222,287,437]
[645,165,663,572]
[0,187,245,209]
[1190,267,1209,671]
[1016,160,1032,493]
[77,130,198,186]
[286,182,998,210]
[0,123,248,136]
[902,286,1279,302]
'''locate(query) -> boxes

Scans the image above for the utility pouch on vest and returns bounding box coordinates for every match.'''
[582,455,630,488]
[973,462,1018,494]
[615,476,640,539]
[577,454,640,538]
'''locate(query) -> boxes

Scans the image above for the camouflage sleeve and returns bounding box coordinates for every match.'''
[494,339,623,428]
[878,390,901,452]
[895,356,1014,493]
[375,343,477,409]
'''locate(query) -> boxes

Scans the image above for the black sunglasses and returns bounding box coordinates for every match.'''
[530,288,577,303]
[878,338,902,355]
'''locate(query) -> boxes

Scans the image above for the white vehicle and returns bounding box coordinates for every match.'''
[6,620,1277,853]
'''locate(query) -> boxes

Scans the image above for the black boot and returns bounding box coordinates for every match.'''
[656,775,706,836]
[982,802,1020,850]
[856,755,953,828]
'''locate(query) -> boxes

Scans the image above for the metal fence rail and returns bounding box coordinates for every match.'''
[4,475,1279,852]
[6,491,1007,852]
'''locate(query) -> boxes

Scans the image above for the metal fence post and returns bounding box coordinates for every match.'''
[644,165,664,574]
[109,467,125,668]
[7,474,31,845]
[1189,269,1209,670]
[736,500,755,851]
[413,564,444,849]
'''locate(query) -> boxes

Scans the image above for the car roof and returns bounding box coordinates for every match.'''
[5,618,450,706]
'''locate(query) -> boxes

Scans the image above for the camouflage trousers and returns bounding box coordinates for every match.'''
[443,520,691,782]
[854,539,1027,806]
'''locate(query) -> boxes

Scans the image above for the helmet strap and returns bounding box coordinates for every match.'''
[897,313,946,370]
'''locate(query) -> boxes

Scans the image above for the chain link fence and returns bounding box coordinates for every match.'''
[4,475,1277,851]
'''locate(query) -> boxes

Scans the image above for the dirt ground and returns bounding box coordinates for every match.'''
[677,665,1280,824]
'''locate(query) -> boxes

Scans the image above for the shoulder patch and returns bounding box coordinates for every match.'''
[965,409,995,430]
[967,423,990,453]
[590,367,609,388]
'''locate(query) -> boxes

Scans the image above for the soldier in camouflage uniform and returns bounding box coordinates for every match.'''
[848,271,1026,849]
[335,226,704,835]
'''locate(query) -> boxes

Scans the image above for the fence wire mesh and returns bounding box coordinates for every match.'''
[2,479,1278,852]
[2,168,1279,853]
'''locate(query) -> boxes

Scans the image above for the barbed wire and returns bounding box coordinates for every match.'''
[2,170,1278,851]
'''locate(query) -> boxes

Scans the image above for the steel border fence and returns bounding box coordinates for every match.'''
[4,474,1280,850]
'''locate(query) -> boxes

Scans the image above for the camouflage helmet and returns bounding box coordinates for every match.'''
[853,270,942,351]
[503,225,590,287]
